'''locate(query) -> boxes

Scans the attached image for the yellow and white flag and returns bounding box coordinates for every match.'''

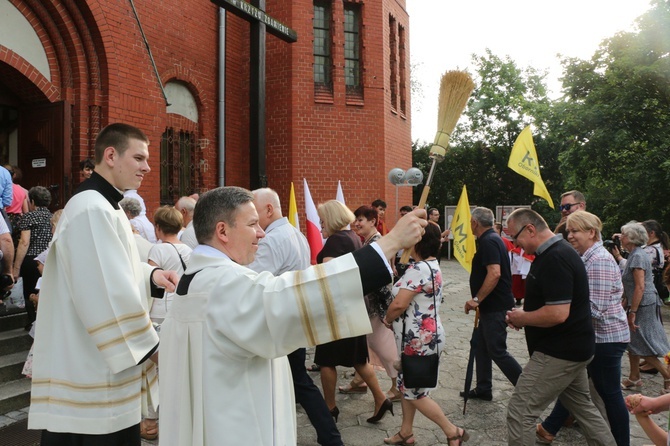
[507,126,554,208]
[288,182,299,230]
[450,185,476,273]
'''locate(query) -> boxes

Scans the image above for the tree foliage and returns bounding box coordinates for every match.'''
[555,0,670,235]
[412,1,670,235]
[414,49,561,227]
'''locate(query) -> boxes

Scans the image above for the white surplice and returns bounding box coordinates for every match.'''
[28,188,159,435]
[159,245,373,446]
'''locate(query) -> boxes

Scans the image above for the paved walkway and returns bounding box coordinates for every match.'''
[4,259,668,445]
[295,259,666,446]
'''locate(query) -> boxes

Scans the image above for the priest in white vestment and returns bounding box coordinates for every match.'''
[159,186,427,446]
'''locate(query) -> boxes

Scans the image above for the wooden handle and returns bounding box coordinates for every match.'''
[399,185,431,264]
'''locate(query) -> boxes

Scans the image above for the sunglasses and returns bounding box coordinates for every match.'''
[512,224,530,241]
[559,202,582,212]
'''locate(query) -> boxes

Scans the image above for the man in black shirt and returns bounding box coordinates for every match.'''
[461,207,521,401]
[505,209,615,445]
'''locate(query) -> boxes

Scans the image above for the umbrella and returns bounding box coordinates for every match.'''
[462,307,480,415]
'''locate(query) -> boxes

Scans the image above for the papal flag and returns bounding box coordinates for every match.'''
[450,185,476,273]
[507,126,554,209]
[288,182,299,230]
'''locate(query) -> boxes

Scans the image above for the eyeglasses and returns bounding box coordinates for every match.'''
[559,202,582,212]
[512,224,530,241]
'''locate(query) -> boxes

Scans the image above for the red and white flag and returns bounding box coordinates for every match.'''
[336,180,345,205]
[303,178,323,264]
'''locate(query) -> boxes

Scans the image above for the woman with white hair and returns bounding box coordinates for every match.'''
[620,221,670,394]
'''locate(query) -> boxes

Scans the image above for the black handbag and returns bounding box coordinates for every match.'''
[400,261,439,389]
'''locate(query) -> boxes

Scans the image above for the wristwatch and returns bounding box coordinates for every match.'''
[473,297,479,303]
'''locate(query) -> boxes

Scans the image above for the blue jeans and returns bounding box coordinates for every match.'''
[474,311,522,392]
[542,342,629,446]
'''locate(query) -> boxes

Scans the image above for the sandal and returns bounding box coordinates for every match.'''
[536,423,555,444]
[338,382,368,394]
[621,378,643,390]
[641,363,659,374]
[387,389,402,402]
[662,379,670,394]
[447,427,469,445]
[140,419,158,440]
[384,432,415,445]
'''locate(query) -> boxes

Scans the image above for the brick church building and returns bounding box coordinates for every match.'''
[0,0,411,223]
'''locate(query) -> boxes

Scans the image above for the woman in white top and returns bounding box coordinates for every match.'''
[142,206,192,440]
[148,206,192,324]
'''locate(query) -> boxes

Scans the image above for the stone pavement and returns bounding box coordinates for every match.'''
[4,259,669,445]
[294,259,667,446]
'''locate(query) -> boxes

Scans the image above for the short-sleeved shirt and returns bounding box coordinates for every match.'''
[524,235,594,362]
[622,246,658,307]
[18,207,53,256]
[316,229,361,263]
[469,228,514,313]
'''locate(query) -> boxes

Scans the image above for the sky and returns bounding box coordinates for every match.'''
[406,0,653,144]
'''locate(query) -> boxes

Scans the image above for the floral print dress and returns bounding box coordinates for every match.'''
[391,259,444,399]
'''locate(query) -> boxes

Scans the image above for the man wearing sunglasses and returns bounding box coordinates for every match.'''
[555,190,586,238]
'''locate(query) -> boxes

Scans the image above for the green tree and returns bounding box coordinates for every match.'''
[556,0,670,235]
[413,49,560,226]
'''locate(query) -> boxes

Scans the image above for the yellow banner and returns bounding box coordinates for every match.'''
[450,185,476,273]
[288,182,299,230]
[507,126,554,208]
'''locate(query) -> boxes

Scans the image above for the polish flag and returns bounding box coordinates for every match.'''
[336,180,345,205]
[303,178,323,264]
[336,181,350,230]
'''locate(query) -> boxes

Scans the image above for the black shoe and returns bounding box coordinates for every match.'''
[366,399,394,424]
[329,406,339,423]
[459,388,492,401]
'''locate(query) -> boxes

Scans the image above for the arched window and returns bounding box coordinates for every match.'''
[160,81,202,204]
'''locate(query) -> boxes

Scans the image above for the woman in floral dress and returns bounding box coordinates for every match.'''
[382,222,469,446]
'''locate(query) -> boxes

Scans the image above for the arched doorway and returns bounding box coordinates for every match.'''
[0,56,70,210]
[0,0,108,209]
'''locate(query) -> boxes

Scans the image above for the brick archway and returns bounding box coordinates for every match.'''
[0,47,58,103]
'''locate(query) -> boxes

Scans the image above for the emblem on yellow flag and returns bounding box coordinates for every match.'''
[450,185,476,273]
[507,126,554,208]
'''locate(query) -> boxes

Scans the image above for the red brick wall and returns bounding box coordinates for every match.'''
[263,0,412,227]
[9,0,411,224]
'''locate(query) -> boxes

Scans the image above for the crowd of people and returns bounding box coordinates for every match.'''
[8,123,670,446]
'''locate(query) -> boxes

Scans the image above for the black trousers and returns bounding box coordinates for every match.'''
[21,254,39,324]
[41,423,140,446]
[288,348,343,446]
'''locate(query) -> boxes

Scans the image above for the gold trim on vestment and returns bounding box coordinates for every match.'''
[97,321,154,351]
[31,374,141,391]
[315,264,339,340]
[88,310,148,336]
[294,270,317,345]
[31,391,141,408]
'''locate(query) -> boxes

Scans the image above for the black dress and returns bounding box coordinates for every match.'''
[314,230,370,367]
